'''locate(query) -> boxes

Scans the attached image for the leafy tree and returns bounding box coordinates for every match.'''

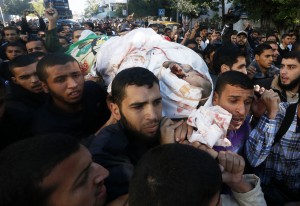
[232,0,300,31]
[1,0,32,15]
[84,0,103,17]
[31,0,45,16]
[170,0,219,18]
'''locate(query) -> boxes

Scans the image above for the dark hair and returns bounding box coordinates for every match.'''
[264,41,277,46]
[9,55,38,75]
[215,70,253,95]
[36,53,78,82]
[0,134,80,206]
[111,67,159,106]
[254,43,273,55]
[281,33,291,40]
[128,144,222,206]
[4,42,26,52]
[26,37,46,47]
[84,22,94,31]
[213,45,246,75]
[281,51,300,64]
[3,26,18,34]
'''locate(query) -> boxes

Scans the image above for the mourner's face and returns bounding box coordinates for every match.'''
[42,61,85,110]
[279,58,300,90]
[11,62,43,93]
[41,146,109,206]
[112,84,162,139]
[213,84,254,130]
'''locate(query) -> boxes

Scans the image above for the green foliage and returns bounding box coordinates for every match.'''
[232,0,300,31]
[170,0,219,17]
[84,0,102,17]
[31,0,45,16]
[1,0,32,15]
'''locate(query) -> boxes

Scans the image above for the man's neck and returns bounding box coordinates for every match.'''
[52,99,82,113]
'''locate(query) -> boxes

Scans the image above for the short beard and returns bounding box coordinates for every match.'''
[120,110,160,144]
[278,75,300,91]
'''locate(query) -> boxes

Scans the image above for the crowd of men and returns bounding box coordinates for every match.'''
[0,5,299,206]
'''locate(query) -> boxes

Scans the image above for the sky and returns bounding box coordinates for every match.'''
[69,0,86,14]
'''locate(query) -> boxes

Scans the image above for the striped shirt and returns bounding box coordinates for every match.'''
[245,102,300,191]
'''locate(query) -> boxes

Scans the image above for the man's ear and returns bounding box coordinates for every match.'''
[220,64,230,74]
[212,91,219,106]
[41,82,49,93]
[11,77,18,85]
[110,103,121,121]
[255,54,259,61]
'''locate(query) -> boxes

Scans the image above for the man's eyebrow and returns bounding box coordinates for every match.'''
[72,162,92,189]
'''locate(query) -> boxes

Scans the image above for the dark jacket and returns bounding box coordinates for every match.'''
[89,121,159,202]
[32,81,110,139]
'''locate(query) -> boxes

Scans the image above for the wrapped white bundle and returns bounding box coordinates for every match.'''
[93,28,213,118]
[187,105,232,148]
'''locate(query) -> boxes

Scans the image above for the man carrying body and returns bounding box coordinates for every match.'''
[89,67,189,201]
[246,87,300,205]
[211,71,254,155]
[33,53,110,140]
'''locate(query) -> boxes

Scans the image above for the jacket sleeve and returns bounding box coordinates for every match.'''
[45,28,66,53]
[89,125,134,202]
[38,17,46,31]
[245,103,286,167]
[231,174,267,206]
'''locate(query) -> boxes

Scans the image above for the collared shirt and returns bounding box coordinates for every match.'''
[245,102,300,191]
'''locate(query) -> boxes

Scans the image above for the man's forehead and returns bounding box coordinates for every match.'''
[221,84,253,96]
[282,58,300,65]
[123,84,160,101]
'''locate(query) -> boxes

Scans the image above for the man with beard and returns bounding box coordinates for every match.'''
[89,67,189,202]
[235,31,254,66]
[254,51,299,103]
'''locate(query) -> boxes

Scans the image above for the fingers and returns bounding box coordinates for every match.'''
[191,142,218,159]
[218,151,245,174]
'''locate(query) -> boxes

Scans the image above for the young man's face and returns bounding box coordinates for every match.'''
[41,145,109,206]
[113,84,162,139]
[269,43,279,62]
[11,62,43,93]
[282,36,291,46]
[26,40,47,54]
[73,30,83,43]
[42,61,85,110]
[279,58,300,90]
[5,46,25,60]
[4,29,19,42]
[213,84,254,130]
[255,49,274,69]
[231,56,247,74]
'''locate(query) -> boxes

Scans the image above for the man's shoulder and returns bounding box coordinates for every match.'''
[89,123,129,153]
